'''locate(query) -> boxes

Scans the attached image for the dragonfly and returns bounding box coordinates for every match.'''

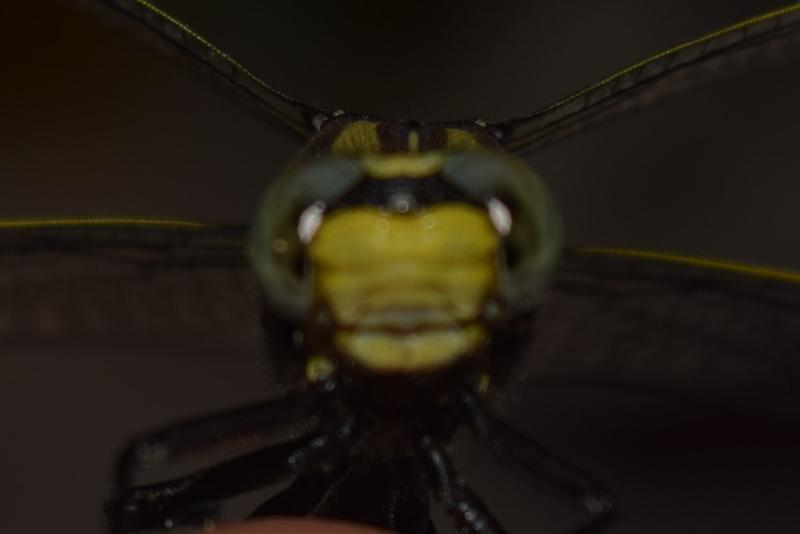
[2,2,800,533]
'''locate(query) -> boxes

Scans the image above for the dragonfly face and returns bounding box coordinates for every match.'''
[2,2,800,534]
[250,119,561,376]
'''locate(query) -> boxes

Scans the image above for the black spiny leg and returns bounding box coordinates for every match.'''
[108,417,358,532]
[459,391,617,533]
[249,464,350,518]
[253,458,435,534]
[417,436,507,534]
[115,380,337,487]
[314,458,433,534]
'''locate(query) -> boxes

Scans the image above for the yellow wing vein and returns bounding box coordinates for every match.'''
[578,247,800,285]
[497,3,800,151]
[125,0,314,135]
[544,4,799,115]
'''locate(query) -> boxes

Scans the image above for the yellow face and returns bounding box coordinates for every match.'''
[250,124,562,379]
[309,204,500,372]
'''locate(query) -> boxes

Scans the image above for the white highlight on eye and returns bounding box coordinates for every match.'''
[297,202,326,243]
[486,197,512,236]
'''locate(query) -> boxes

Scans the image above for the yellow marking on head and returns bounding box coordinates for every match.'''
[0,217,216,230]
[309,204,500,372]
[336,325,485,373]
[331,121,380,154]
[579,247,800,285]
[306,354,336,382]
[408,130,420,152]
[444,128,484,150]
[360,152,445,179]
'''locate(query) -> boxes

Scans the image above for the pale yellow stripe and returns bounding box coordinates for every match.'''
[0,217,217,230]
[578,247,800,285]
[360,152,445,179]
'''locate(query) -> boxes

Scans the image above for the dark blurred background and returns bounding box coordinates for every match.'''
[1,1,799,533]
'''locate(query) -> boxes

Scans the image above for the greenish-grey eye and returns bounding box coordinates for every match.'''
[249,157,363,317]
[441,151,562,311]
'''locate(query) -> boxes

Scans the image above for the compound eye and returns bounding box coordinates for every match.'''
[441,151,562,311]
[249,157,362,318]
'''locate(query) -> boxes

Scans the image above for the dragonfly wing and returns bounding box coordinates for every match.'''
[0,221,265,357]
[517,247,800,392]
[7,223,800,389]
[493,4,800,154]
[73,0,321,138]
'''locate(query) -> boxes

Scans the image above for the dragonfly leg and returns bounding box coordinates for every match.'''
[252,458,435,534]
[107,416,357,533]
[114,379,337,486]
[417,435,507,534]
[249,464,350,518]
[458,390,617,533]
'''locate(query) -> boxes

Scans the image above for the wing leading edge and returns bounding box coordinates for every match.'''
[74,2,800,154]
[493,4,800,154]
[75,0,323,138]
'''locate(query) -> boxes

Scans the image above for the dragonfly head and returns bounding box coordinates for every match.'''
[250,150,561,375]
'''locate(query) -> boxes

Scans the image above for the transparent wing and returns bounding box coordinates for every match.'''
[517,248,800,393]
[74,0,322,138]
[5,221,800,392]
[0,220,263,356]
[492,4,800,154]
